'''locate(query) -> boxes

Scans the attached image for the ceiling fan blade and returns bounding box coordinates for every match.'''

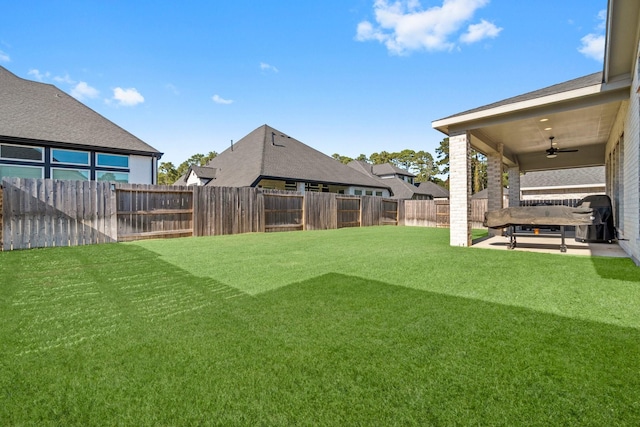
[556,149,579,153]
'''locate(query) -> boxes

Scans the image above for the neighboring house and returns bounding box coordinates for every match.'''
[519,166,605,201]
[181,124,391,196]
[347,160,446,200]
[432,0,640,264]
[184,166,217,186]
[0,66,162,184]
[471,187,508,206]
[416,181,450,200]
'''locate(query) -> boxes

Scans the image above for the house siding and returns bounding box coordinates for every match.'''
[609,43,640,263]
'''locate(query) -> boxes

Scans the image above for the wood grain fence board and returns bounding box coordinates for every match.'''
[0,183,3,250]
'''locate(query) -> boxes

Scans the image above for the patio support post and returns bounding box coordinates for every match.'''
[449,131,472,247]
[508,166,520,208]
[487,144,504,237]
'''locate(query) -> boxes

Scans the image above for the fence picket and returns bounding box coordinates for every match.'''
[0,178,518,251]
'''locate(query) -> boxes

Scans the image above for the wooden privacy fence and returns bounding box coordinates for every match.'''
[1,178,117,250]
[117,184,194,242]
[404,199,488,229]
[1,179,407,250]
[1,179,503,251]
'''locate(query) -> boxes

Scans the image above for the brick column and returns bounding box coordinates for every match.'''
[486,144,503,237]
[449,131,471,247]
[508,167,520,208]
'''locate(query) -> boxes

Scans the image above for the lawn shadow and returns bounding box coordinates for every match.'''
[243,272,640,426]
[591,256,640,282]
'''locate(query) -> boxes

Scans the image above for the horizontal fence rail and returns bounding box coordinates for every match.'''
[0,179,513,251]
[1,178,117,250]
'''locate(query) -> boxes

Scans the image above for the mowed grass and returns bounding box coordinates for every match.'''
[0,227,639,425]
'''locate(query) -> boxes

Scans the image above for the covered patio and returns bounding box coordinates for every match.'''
[431,0,640,263]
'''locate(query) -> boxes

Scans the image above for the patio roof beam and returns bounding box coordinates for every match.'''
[469,130,518,168]
[443,85,630,136]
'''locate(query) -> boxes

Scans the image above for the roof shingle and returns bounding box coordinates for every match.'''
[0,66,161,155]
[202,125,390,189]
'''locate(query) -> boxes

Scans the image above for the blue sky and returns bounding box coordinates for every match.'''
[1,0,606,166]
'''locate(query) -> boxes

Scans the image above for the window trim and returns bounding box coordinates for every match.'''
[51,167,90,181]
[0,143,44,162]
[96,153,129,169]
[51,148,90,166]
[0,164,44,179]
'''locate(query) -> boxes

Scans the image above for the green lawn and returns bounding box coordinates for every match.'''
[1,226,639,425]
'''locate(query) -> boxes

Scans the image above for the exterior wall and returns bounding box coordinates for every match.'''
[254,178,389,196]
[347,186,391,197]
[449,131,471,247]
[521,186,606,200]
[186,170,204,186]
[129,155,155,184]
[610,51,640,263]
[486,148,503,237]
[508,166,520,207]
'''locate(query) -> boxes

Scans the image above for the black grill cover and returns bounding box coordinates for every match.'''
[575,195,615,242]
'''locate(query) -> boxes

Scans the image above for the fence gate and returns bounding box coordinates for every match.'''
[337,196,361,228]
[116,186,194,242]
[435,200,450,228]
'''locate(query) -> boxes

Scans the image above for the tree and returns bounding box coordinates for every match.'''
[158,161,179,185]
[412,150,438,183]
[332,153,353,164]
[369,151,394,165]
[158,151,218,185]
[435,137,449,176]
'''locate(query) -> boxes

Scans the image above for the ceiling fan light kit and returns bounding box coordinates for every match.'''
[545,136,578,159]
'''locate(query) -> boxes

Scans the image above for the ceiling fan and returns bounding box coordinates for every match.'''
[546,136,578,158]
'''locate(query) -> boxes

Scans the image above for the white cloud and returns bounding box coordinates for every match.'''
[212,94,233,105]
[112,87,144,106]
[460,19,502,44]
[578,33,605,61]
[53,74,75,84]
[28,69,50,81]
[578,10,606,62]
[165,83,180,95]
[356,0,499,54]
[71,81,100,100]
[260,62,279,73]
[596,9,607,30]
[0,50,9,62]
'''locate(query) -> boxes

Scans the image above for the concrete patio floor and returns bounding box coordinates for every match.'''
[472,230,628,258]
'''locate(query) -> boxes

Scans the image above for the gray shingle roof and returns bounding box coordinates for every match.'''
[0,66,161,155]
[190,166,217,179]
[372,163,415,177]
[436,72,603,121]
[520,166,605,188]
[383,178,435,199]
[203,125,390,189]
[347,160,446,199]
[416,181,450,198]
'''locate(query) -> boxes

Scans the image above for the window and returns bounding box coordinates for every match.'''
[365,190,373,196]
[0,144,43,161]
[354,190,362,195]
[375,191,383,197]
[0,164,43,179]
[97,153,128,168]
[97,171,129,183]
[52,168,89,181]
[52,149,89,165]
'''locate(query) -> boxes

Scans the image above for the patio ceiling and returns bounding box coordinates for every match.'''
[432,76,630,173]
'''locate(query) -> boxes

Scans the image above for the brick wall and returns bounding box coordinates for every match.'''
[449,131,471,247]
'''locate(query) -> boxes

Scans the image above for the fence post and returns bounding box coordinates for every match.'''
[0,184,3,251]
